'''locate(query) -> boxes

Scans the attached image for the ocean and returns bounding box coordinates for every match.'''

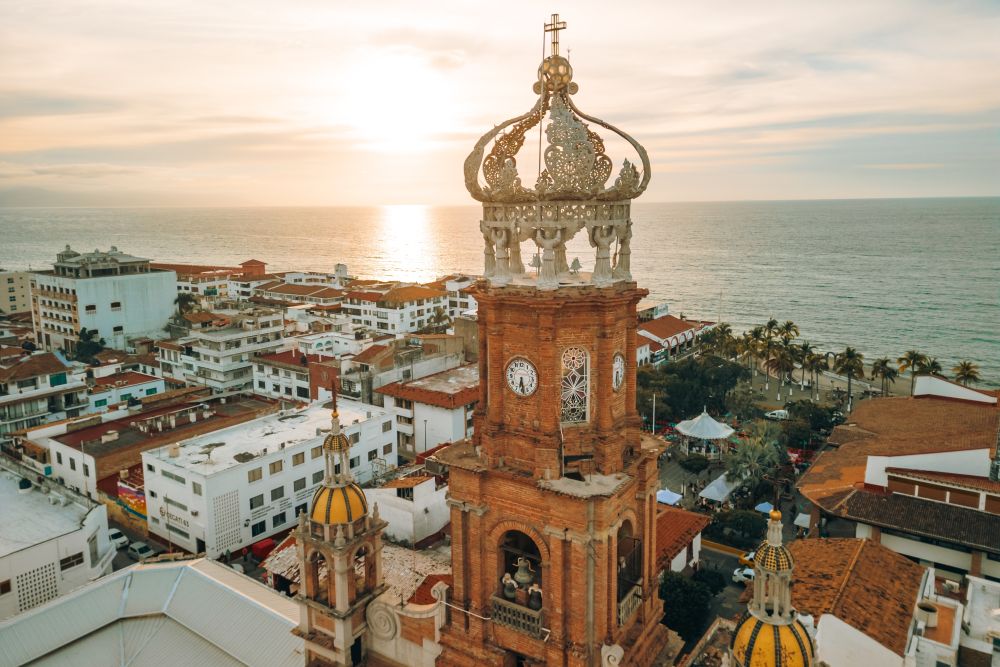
[1,198,998,385]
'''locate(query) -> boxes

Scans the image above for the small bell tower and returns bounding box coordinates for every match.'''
[294,409,387,666]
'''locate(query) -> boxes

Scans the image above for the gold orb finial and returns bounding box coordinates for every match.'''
[770,509,782,521]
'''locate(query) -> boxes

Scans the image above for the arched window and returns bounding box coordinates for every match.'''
[617,521,641,603]
[561,347,589,423]
[499,530,542,590]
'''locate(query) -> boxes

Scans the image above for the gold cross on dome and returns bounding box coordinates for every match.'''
[544,13,567,57]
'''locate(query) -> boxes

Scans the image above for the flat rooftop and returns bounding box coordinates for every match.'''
[146,400,387,476]
[0,467,91,558]
[376,364,478,409]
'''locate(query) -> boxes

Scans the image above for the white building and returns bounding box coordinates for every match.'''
[426,274,478,319]
[961,575,1000,665]
[376,364,478,460]
[293,328,374,357]
[364,471,449,547]
[31,246,176,353]
[252,349,336,402]
[0,351,88,446]
[160,307,285,393]
[140,400,397,557]
[86,371,166,413]
[341,285,449,334]
[0,558,303,666]
[0,459,114,620]
[0,270,32,315]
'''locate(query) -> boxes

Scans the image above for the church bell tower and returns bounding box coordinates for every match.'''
[436,15,668,667]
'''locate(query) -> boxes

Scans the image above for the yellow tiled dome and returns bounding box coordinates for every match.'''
[731,612,813,667]
[310,483,368,525]
[755,542,794,571]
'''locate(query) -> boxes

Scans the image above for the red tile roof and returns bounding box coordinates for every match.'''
[639,315,702,341]
[885,468,1000,494]
[350,344,389,366]
[409,573,453,605]
[656,506,711,569]
[789,538,925,656]
[92,371,161,389]
[0,352,68,383]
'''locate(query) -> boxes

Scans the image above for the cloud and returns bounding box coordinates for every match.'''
[862,163,945,170]
[0,92,121,119]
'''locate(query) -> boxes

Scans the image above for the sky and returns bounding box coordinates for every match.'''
[1,0,999,206]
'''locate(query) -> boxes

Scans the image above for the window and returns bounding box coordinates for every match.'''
[84,304,96,313]
[257,380,265,389]
[192,481,202,496]
[165,497,187,511]
[94,398,108,408]
[293,477,306,492]
[269,460,283,475]
[296,386,309,399]
[350,456,360,468]
[367,450,378,461]
[292,452,305,466]
[312,470,324,484]
[145,387,157,396]
[149,490,157,498]
[295,503,307,518]
[396,487,414,501]
[162,469,186,484]
[88,534,98,566]
[110,301,121,311]
[0,580,10,596]
[382,420,392,432]
[69,458,76,471]
[250,494,264,510]
[271,486,285,501]
[57,452,63,465]
[163,524,189,539]
[113,325,124,334]
[59,552,84,571]
[251,520,266,537]
[311,445,322,459]
[383,443,393,455]
[146,463,154,472]
[560,347,590,423]
[349,432,360,444]
[248,467,262,483]
[272,512,287,528]
[83,463,89,477]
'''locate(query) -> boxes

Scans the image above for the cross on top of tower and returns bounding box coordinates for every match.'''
[544,13,567,56]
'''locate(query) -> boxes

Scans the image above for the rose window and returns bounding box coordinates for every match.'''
[561,347,589,423]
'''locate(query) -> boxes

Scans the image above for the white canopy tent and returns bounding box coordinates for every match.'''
[656,488,683,506]
[676,409,735,440]
[699,473,741,503]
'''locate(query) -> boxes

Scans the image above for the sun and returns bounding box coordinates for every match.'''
[333,51,458,153]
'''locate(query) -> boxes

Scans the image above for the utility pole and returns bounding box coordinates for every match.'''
[651,393,657,435]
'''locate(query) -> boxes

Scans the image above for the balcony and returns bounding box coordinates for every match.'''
[617,584,642,626]
[491,595,543,638]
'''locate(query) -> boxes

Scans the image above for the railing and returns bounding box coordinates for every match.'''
[617,584,642,626]
[491,595,543,638]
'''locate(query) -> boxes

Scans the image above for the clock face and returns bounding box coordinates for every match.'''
[505,357,538,397]
[612,353,625,392]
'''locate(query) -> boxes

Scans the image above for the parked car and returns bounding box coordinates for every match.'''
[764,409,789,421]
[127,541,155,562]
[732,567,755,584]
[738,550,756,567]
[108,528,129,549]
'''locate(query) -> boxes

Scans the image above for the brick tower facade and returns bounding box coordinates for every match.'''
[434,15,668,667]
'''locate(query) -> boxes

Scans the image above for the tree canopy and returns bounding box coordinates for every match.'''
[637,356,748,426]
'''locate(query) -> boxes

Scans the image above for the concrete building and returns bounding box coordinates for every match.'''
[0,558,303,666]
[799,377,1000,581]
[0,459,114,620]
[364,471,449,547]
[255,282,345,306]
[252,349,336,403]
[159,307,285,393]
[341,285,448,334]
[960,575,1000,666]
[86,370,166,413]
[637,314,713,366]
[376,364,478,460]
[0,351,87,447]
[140,400,396,558]
[31,246,176,353]
[15,393,274,501]
[0,270,32,315]
[425,274,478,319]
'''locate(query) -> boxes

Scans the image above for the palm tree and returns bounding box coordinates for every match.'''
[834,347,865,413]
[917,357,943,378]
[765,340,797,402]
[802,352,827,401]
[424,306,452,333]
[725,421,782,505]
[778,320,799,344]
[747,326,766,382]
[897,350,928,396]
[953,360,981,386]
[763,318,779,390]
[796,341,815,389]
[870,357,892,396]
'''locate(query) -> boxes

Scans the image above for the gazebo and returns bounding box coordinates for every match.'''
[675,408,735,461]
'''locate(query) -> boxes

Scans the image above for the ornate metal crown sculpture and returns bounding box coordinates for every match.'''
[464,15,650,289]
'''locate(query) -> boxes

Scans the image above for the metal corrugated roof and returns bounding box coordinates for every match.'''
[0,559,302,667]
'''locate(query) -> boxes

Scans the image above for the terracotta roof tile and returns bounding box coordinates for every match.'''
[350,344,389,366]
[885,468,1000,494]
[638,315,702,340]
[789,538,924,656]
[92,371,160,388]
[0,352,68,383]
[409,573,452,605]
[656,506,711,568]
